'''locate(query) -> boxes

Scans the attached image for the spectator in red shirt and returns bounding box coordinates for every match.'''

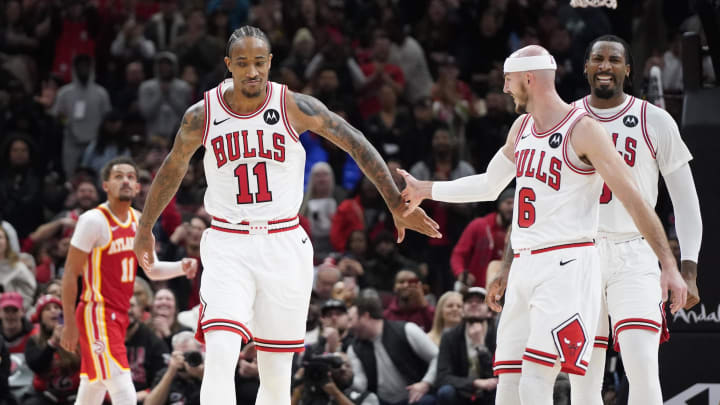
[358,29,405,119]
[450,188,514,288]
[383,269,435,332]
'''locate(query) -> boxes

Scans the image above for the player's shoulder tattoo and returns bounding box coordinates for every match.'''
[292,92,326,117]
[181,100,206,134]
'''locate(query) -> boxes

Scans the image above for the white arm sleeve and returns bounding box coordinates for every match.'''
[431,149,515,203]
[146,251,185,280]
[663,163,702,262]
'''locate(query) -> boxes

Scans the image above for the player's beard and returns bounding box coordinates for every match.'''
[513,83,529,114]
[593,73,623,99]
[241,79,264,98]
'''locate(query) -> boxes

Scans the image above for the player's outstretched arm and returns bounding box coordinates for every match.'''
[285,91,441,242]
[396,115,524,215]
[134,101,204,272]
[572,117,687,313]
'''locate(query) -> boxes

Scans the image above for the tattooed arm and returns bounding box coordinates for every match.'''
[133,101,204,271]
[285,91,440,241]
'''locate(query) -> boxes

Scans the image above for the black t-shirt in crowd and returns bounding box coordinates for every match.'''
[125,322,169,392]
[151,368,202,405]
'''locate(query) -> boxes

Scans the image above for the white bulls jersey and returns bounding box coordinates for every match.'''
[511,108,604,250]
[574,95,693,234]
[201,80,305,223]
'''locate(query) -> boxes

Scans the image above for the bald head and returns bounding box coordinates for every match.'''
[506,45,556,82]
[503,45,559,113]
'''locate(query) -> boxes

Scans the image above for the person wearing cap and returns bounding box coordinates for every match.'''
[450,188,514,289]
[0,292,34,354]
[435,287,497,405]
[307,299,353,356]
[138,51,191,139]
[24,295,81,405]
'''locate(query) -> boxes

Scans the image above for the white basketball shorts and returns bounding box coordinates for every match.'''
[493,242,601,376]
[196,218,314,353]
[593,234,668,352]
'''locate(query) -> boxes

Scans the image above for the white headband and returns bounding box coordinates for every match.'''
[503,55,557,73]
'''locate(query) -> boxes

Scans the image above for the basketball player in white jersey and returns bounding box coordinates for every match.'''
[132,26,441,405]
[398,45,687,405]
[566,35,702,405]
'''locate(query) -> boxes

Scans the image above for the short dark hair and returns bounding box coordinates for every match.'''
[354,294,383,320]
[101,157,138,181]
[226,25,272,57]
[584,35,634,93]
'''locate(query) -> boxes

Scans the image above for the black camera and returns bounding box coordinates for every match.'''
[184,351,203,368]
[303,353,343,386]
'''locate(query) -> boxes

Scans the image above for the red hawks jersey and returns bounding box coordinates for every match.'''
[201,79,305,223]
[574,95,693,234]
[70,203,138,313]
[511,108,604,250]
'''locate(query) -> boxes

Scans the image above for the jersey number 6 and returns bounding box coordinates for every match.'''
[518,187,536,228]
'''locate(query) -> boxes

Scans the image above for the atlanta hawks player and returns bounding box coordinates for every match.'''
[567,35,702,405]
[60,157,197,405]
[398,45,686,405]
[132,26,440,405]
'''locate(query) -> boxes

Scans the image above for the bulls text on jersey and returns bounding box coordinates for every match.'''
[515,149,562,191]
[210,130,286,168]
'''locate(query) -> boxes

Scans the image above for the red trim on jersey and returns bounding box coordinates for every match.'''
[613,318,661,338]
[513,114,532,150]
[562,111,595,175]
[216,80,273,119]
[211,223,300,234]
[640,101,657,159]
[594,336,609,349]
[280,85,300,142]
[254,337,305,353]
[532,108,577,137]
[493,360,523,375]
[523,348,557,367]
[582,95,635,122]
[513,241,594,257]
[212,215,298,225]
[200,318,253,343]
[202,91,211,146]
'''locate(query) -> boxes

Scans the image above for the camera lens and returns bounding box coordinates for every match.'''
[184,351,203,367]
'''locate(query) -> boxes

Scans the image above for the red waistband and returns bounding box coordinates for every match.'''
[513,241,594,258]
[210,215,300,235]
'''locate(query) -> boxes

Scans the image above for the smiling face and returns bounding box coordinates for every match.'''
[225,36,273,99]
[441,294,463,327]
[153,288,177,318]
[585,41,629,100]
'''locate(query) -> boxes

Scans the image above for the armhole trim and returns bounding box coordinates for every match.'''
[640,101,657,159]
[562,112,596,175]
[201,91,211,147]
[280,85,300,143]
[514,114,532,150]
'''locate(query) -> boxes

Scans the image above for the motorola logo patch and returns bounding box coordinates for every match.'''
[623,115,638,128]
[549,133,563,148]
[264,109,280,125]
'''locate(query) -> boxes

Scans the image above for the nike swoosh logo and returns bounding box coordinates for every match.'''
[560,259,576,266]
[111,226,119,231]
[301,237,308,244]
[213,117,230,125]
[521,133,530,139]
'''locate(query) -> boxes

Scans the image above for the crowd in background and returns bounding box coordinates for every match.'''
[0,0,711,404]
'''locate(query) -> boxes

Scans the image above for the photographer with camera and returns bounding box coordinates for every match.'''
[292,352,378,405]
[144,331,204,405]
